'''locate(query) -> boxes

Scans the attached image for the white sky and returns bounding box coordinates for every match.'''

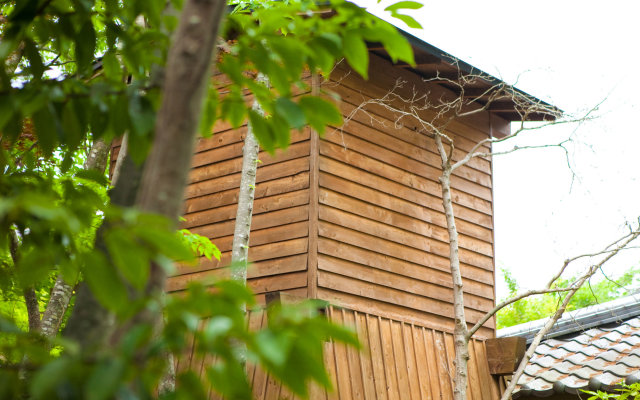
[356,0,640,299]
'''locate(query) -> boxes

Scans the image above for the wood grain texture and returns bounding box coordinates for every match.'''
[173,305,500,399]
[312,55,497,336]
[171,120,311,295]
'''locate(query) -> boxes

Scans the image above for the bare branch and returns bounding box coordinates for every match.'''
[467,226,640,339]
[500,228,640,400]
[345,65,608,400]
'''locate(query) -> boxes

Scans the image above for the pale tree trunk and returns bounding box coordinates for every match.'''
[229,128,259,282]
[346,78,639,400]
[110,133,128,186]
[230,75,268,283]
[434,135,469,400]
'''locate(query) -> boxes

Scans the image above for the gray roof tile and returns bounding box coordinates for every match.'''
[513,316,640,398]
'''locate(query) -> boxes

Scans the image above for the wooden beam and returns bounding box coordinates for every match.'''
[487,100,517,112]
[485,337,526,375]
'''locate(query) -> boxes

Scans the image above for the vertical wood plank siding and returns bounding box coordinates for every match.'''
[315,55,500,338]
[181,306,500,400]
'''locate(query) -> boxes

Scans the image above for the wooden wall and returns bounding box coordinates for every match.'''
[111,53,500,336]
[176,305,501,400]
[313,54,500,338]
[162,120,312,300]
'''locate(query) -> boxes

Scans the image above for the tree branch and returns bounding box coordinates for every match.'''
[500,228,640,400]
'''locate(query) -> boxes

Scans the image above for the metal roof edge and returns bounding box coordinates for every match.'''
[497,294,640,343]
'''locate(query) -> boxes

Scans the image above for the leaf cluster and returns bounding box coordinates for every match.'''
[0,0,171,166]
[497,267,640,329]
[212,0,418,152]
[0,279,359,400]
[583,382,640,400]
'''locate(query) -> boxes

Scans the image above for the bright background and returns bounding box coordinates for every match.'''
[356,0,640,300]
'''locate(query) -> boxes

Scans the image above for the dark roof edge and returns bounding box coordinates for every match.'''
[398,30,562,115]
[497,294,640,344]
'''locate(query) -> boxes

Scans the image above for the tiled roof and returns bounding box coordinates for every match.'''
[498,295,640,344]
[514,317,640,398]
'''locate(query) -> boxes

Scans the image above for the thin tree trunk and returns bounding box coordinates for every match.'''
[230,75,267,283]
[435,135,469,400]
[23,288,41,332]
[40,275,73,337]
[111,133,128,187]
[40,138,110,339]
[229,129,259,282]
[8,227,41,333]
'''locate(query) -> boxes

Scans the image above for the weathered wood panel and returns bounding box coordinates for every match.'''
[180,305,500,399]
[167,121,312,295]
[315,55,497,336]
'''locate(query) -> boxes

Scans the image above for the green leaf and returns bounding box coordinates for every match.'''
[380,29,415,65]
[199,84,218,137]
[269,37,306,80]
[104,229,150,290]
[274,98,305,129]
[202,316,233,341]
[23,39,45,79]
[255,330,291,367]
[75,169,109,186]
[271,114,291,149]
[31,105,58,156]
[0,95,16,133]
[391,13,423,29]
[135,226,195,263]
[128,93,155,137]
[30,358,73,400]
[76,21,97,75]
[343,32,369,79]
[384,1,424,12]
[248,109,275,152]
[298,96,342,135]
[62,100,83,151]
[16,250,54,289]
[221,93,247,128]
[82,251,129,313]
[101,51,121,81]
[85,358,125,400]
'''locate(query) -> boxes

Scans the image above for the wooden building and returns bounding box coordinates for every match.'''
[114,30,556,400]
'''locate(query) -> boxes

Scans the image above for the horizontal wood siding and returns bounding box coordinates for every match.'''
[166,121,312,296]
[315,55,497,338]
[179,305,500,399]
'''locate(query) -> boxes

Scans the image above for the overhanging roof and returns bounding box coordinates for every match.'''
[229,3,562,123]
[368,31,562,122]
[499,295,640,397]
[512,316,640,398]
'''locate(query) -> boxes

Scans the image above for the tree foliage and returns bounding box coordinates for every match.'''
[0,0,422,398]
[583,382,640,400]
[497,267,640,329]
